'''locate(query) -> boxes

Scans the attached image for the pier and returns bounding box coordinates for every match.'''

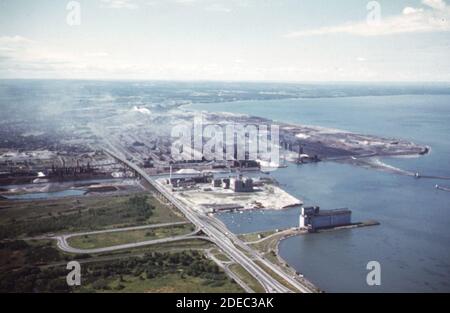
[435,185,450,192]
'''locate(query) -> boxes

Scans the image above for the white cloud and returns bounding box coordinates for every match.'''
[402,7,424,15]
[84,52,110,57]
[0,36,119,78]
[285,0,450,37]
[205,3,232,13]
[423,0,447,10]
[99,0,246,11]
[174,0,199,4]
[0,35,34,46]
[100,0,138,9]
[0,36,36,57]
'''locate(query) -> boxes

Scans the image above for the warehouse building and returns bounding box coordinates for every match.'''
[300,206,352,232]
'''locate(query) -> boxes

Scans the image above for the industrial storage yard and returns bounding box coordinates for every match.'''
[158,174,302,214]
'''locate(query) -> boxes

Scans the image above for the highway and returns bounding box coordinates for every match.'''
[198,213,314,293]
[103,146,314,293]
[205,249,255,293]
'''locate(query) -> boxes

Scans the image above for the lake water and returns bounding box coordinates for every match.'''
[190,95,450,292]
[5,189,86,200]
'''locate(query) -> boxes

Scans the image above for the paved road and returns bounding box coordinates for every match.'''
[200,213,314,293]
[53,221,203,254]
[55,221,190,238]
[245,229,295,245]
[205,249,255,293]
[103,146,314,293]
[55,233,208,254]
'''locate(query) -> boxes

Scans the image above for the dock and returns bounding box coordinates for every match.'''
[316,220,380,233]
[435,185,450,192]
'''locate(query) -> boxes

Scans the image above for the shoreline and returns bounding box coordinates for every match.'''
[270,221,380,293]
[238,219,380,293]
[181,93,450,113]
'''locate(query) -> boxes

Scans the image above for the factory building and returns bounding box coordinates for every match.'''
[300,206,352,232]
[230,176,254,192]
[222,178,230,189]
[167,168,254,193]
[212,178,222,188]
[167,172,211,188]
[211,176,234,189]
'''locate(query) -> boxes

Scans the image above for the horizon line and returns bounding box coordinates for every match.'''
[1,78,450,85]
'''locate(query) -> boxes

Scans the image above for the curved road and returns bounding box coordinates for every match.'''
[55,233,207,254]
[53,221,204,254]
[58,221,189,238]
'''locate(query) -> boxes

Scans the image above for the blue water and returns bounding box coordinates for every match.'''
[5,189,86,200]
[190,95,450,292]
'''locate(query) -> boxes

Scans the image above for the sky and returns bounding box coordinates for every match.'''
[0,0,449,82]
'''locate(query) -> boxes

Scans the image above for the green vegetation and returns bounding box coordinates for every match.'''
[78,250,242,293]
[254,260,296,292]
[238,230,277,243]
[209,248,230,262]
[127,195,153,219]
[0,265,70,293]
[0,191,246,293]
[96,239,213,258]
[0,239,72,293]
[0,245,242,293]
[229,263,265,293]
[248,229,299,255]
[246,229,311,292]
[67,224,195,249]
[0,193,184,239]
[0,240,66,271]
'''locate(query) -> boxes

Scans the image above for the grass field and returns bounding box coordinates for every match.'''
[1,186,298,293]
[0,189,247,293]
[96,239,213,258]
[79,272,242,293]
[209,248,231,262]
[228,263,265,293]
[74,249,244,293]
[254,260,297,291]
[0,238,243,293]
[68,224,195,249]
[0,192,185,239]
[238,230,277,243]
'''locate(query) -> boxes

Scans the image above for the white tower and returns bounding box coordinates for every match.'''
[299,207,306,228]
